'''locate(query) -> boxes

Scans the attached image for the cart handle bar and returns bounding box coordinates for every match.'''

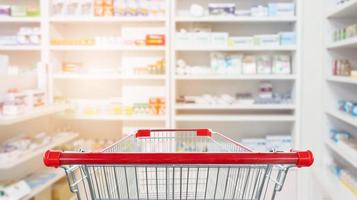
[44,150,313,168]
[135,129,212,137]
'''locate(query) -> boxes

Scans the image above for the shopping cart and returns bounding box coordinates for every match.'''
[44,129,313,200]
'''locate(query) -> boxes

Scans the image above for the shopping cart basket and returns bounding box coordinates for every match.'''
[44,129,313,200]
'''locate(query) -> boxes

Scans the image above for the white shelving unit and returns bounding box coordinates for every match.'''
[0,0,306,199]
[0,133,78,181]
[175,74,296,80]
[313,168,357,200]
[23,169,66,200]
[175,104,296,110]
[171,0,301,147]
[0,104,66,126]
[319,0,357,199]
[47,0,170,139]
[175,16,297,23]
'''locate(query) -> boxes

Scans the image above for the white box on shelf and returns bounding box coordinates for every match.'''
[228,37,254,48]
[268,3,295,17]
[273,55,291,74]
[256,55,272,74]
[251,6,268,17]
[0,54,9,74]
[242,56,257,74]
[121,27,165,41]
[122,56,162,75]
[192,32,212,47]
[175,32,193,48]
[254,35,280,46]
[211,32,229,48]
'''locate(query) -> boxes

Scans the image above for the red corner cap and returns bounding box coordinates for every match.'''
[294,150,314,167]
[43,150,62,168]
[196,129,212,137]
[136,129,151,138]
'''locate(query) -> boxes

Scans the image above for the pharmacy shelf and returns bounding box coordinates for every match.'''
[175,114,295,122]
[0,133,78,170]
[325,139,357,169]
[53,73,166,80]
[50,45,165,51]
[50,16,166,23]
[175,74,296,80]
[0,17,41,23]
[175,16,297,23]
[327,76,357,84]
[0,45,41,51]
[23,169,65,200]
[175,46,296,52]
[63,114,166,122]
[326,110,357,127]
[175,104,295,110]
[0,105,67,126]
[327,37,357,49]
[327,0,357,18]
[313,168,357,200]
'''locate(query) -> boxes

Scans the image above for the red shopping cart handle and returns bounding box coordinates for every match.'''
[44,150,313,168]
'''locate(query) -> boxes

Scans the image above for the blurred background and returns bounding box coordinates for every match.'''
[0,0,356,199]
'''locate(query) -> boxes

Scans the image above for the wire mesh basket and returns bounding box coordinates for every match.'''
[44,129,313,200]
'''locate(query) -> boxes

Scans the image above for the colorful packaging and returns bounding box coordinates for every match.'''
[272,55,291,74]
[242,56,256,74]
[11,6,27,17]
[211,32,229,48]
[145,34,165,46]
[280,32,296,45]
[208,3,236,16]
[256,55,272,74]
[268,3,295,17]
[0,5,11,16]
[251,5,268,17]
[228,37,254,48]
[254,34,280,46]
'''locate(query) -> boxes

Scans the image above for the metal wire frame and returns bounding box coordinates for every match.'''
[62,130,292,200]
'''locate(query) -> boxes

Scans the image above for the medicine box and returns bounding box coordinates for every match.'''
[268,3,295,17]
[251,6,268,17]
[228,37,253,47]
[211,32,229,48]
[193,32,212,47]
[242,56,257,74]
[0,54,9,74]
[11,6,27,17]
[208,3,236,16]
[346,24,357,38]
[256,55,272,74]
[280,32,296,45]
[0,5,11,16]
[254,35,280,46]
[273,55,291,74]
[175,32,192,48]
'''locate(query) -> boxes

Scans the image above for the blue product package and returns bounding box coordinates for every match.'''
[343,101,354,114]
[280,32,296,45]
[338,100,346,111]
[268,4,278,16]
[352,103,357,116]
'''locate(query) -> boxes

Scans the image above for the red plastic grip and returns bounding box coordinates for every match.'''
[44,150,314,168]
[135,129,212,138]
[294,150,314,167]
[43,150,62,168]
[135,129,151,138]
[196,129,212,136]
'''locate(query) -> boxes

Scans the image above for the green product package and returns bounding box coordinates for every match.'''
[11,6,27,17]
